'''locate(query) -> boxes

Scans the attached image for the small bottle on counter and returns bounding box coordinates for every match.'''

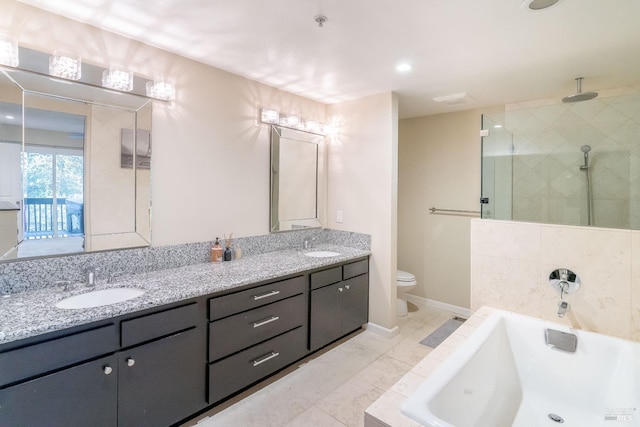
[223,245,233,261]
[211,238,223,263]
[234,244,242,260]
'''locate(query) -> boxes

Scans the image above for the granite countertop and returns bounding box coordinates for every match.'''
[0,244,369,346]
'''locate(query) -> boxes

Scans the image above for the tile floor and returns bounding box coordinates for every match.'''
[182,304,456,427]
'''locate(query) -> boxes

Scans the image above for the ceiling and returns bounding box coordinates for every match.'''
[15,0,640,119]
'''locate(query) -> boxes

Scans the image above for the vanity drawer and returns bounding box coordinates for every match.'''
[208,326,306,404]
[0,324,118,387]
[310,266,342,290]
[121,302,199,347]
[209,275,305,321]
[208,294,306,362]
[343,259,368,280]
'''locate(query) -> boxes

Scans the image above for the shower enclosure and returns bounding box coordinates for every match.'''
[481,85,640,230]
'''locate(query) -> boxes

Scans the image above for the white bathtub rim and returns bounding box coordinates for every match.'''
[400,308,633,427]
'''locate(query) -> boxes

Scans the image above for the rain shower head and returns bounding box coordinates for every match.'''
[580,145,592,153]
[562,77,598,103]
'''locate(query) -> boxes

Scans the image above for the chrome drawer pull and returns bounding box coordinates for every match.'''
[253,316,280,328]
[253,290,280,301]
[252,351,280,367]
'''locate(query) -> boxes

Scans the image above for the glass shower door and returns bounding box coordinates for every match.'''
[481,115,513,220]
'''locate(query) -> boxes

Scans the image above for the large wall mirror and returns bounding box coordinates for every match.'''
[0,67,152,262]
[270,125,324,232]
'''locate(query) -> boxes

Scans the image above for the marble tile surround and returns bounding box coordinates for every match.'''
[0,228,370,295]
[483,86,640,229]
[470,218,640,340]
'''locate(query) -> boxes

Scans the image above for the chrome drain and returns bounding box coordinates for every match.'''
[548,413,564,423]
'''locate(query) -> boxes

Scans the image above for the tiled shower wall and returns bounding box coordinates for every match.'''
[484,85,640,229]
[470,218,640,341]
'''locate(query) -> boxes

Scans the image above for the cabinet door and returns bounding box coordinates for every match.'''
[0,355,117,427]
[310,282,344,351]
[118,327,206,427]
[342,274,369,334]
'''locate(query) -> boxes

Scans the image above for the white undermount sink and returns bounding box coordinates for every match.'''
[55,287,145,309]
[304,251,341,258]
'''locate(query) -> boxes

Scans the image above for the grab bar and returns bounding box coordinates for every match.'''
[429,207,481,215]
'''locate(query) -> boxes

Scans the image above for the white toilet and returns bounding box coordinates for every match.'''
[396,270,417,317]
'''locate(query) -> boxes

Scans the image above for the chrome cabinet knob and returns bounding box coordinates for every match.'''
[338,287,344,292]
[345,285,350,290]
[126,358,135,367]
[103,365,113,375]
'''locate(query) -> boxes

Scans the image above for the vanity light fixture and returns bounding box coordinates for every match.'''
[259,109,329,135]
[305,120,322,134]
[49,51,82,80]
[260,109,280,124]
[0,34,19,67]
[102,67,133,92]
[281,114,301,129]
[146,80,175,101]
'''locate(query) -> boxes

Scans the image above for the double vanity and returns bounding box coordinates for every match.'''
[0,244,370,427]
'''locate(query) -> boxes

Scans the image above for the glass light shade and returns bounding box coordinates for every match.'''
[283,115,300,128]
[321,123,335,136]
[146,80,175,100]
[102,68,133,92]
[0,35,19,67]
[305,120,322,134]
[49,51,82,80]
[260,109,280,124]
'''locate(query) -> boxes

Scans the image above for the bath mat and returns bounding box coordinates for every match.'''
[420,317,466,348]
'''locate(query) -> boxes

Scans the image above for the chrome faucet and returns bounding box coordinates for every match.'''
[557,300,570,318]
[303,236,315,250]
[86,266,96,286]
[549,268,580,318]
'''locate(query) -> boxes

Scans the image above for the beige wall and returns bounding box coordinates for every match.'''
[6,2,402,332]
[398,109,483,309]
[3,1,327,246]
[327,93,399,331]
[471,218,640,341]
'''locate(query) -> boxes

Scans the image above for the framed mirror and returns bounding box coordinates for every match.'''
[270,125,324,232]
[0,67,152,261]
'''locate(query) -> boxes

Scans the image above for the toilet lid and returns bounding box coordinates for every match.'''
[397,270,415,282]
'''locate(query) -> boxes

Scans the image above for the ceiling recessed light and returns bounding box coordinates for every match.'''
[521,0,560,11]
[396,63,412,73]
[6,115,14,120]
[494,125,502,128]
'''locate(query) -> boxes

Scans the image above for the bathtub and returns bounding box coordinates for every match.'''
[401,309,640,427]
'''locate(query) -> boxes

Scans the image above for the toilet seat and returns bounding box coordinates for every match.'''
[397,270,416,283]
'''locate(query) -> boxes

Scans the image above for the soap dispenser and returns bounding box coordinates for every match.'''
[211,238,223,263]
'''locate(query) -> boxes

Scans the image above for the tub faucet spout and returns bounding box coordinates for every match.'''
[557,300,570,318]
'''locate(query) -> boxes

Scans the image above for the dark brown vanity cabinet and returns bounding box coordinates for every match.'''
[0,301,206,427]
[207,275,308,403]
[0,256,370,426]
[117,303,206,427]
[0,354,118,427]
[309,258,369,351]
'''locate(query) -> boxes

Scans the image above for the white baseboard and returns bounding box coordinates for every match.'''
[406,294,471,318]
[364,322,400,339]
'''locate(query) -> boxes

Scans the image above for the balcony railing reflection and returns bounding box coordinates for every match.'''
[23,198,84,239]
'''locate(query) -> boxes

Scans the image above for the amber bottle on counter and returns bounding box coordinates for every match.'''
[211,237,223,263]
